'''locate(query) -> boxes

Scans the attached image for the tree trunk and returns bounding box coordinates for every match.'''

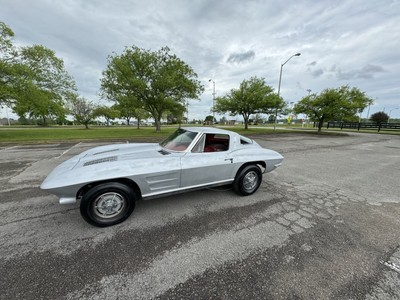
[137,117,140,129]
[318,116,324,132]
[155,119,161,132]
[243,114,249,130]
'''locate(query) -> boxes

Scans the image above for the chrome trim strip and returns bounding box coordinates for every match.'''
[142,178,234,199]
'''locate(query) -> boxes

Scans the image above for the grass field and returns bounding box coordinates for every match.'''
[0,126,177,143]
[0,125,305,144]
[0,124,397,144]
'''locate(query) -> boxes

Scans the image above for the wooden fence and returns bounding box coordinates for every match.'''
[326,122,400,132]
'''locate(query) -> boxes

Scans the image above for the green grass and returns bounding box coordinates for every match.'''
[2,124,397,144]
[0,125,276,143]
[0,126,176,143]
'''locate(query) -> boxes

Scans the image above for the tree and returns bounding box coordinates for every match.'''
[112,96,137,126]
[68,95,97,129]
[0,21,14,55]
[100,46,203,131]
[219,116,227,125]
[166,102,186,127]
[252,113,264,125]
[214,77,281,130]
[12,84,68,125]
[268,114,276,123]
[131,107,150,129]
[204,115,215,125]
[370,111,388,124]
[94,105,119,126]
[0,21,25,107]
[11,45,75,125]
[1,22,76,125]
[112,95,150,128]
[294,86,373,132]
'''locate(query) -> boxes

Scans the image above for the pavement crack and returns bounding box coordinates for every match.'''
[0,207,78,227]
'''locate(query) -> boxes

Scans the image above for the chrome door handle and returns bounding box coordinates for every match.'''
[224,158,233,163]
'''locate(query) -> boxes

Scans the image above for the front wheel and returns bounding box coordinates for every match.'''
[80,182,136,227]
[233,165,262,196]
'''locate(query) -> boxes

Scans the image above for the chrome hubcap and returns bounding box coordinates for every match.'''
[94,192,125,218]
[243,171,258,191]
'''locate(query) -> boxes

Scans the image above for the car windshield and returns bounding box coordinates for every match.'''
[160,129,198,151]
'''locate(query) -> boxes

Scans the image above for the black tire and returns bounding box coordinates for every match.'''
[233,165,262,196]
[80,182,136,227]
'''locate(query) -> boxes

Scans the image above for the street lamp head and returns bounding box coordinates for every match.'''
[295,53,301,56]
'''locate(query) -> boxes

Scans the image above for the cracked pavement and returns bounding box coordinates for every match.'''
[0,133,399,299]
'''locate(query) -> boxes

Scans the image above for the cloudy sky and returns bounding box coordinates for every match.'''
[1,0,400,120]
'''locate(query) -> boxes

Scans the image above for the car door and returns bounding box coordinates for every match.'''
[180,133,236,188]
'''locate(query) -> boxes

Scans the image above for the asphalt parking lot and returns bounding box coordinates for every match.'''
[1,132,400,300]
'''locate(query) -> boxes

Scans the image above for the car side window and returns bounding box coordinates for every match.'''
[192,134,230,153]
[204,134,230,152]
[240,136,253,144]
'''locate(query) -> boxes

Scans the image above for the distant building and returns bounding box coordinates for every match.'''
[0,118,17,125]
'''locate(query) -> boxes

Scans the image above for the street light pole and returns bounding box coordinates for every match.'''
[366,103,371,121]
[388,107,399,124]
[209,79,216,125]
[186,99,189,124]
[6,106,11,126]
[274,53,301,130]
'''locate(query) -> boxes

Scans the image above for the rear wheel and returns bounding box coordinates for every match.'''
[80,182,136,227]
[233,165,262,196]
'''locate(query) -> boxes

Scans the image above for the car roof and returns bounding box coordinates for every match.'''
[181,127,236,135]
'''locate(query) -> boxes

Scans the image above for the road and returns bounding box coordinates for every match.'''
[1,133,400,299]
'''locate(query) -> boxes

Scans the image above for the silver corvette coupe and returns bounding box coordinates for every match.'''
[41,127,283,227]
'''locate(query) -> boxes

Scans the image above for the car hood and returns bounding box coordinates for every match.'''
[41,143,176,190]
[73,143,165,169]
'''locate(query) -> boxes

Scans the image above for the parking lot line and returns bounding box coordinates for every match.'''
[56,142,82,158]
[0,146,18,152]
